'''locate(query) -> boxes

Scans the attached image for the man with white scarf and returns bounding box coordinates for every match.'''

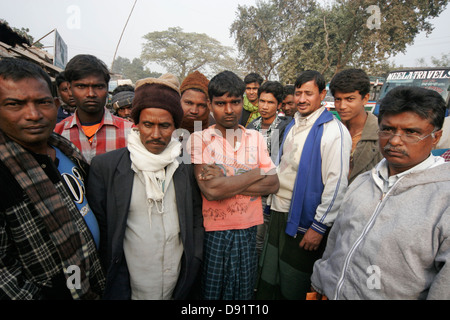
[87,74,204,300]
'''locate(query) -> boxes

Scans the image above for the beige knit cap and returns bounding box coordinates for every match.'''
[135,73,181,95]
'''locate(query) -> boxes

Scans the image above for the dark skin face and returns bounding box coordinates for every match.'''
[117,105,133,122]
[258,92,280,127]
[294,80,327,117]
[245,82,260,104]
[209,93,243,139]
[0,77,57,155]
[69,74,108,123]
[281,94,296,117]
[58,81,77,111]
[379,111,442,176]
[181,89,209,121]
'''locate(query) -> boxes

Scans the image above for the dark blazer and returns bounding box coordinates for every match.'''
[87,147,204,300]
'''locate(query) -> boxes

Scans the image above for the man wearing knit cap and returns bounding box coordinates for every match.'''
[180,71,213,133]
[87,73,204,300]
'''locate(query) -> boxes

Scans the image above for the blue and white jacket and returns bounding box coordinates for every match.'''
[277,108,351,237]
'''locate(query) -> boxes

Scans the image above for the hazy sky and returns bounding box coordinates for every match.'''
[1,0,449,75]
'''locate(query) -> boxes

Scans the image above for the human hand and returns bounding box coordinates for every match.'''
[198,164,225,181]
[299,228,323,251]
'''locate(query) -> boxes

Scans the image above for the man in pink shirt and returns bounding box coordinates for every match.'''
[189,71,279,300]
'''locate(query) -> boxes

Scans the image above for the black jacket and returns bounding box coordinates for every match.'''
[87,148,204,300]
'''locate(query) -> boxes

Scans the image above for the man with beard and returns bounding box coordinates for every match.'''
[54,54,134,163]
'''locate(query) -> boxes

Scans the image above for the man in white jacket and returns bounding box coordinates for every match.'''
[256,70,351,299]
[310,86,450,300]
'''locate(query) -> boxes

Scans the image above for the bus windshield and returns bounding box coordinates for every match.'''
[374,68,450,115]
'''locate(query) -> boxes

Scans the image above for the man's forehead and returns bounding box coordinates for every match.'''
[246,82,259,88]
[295,80,320,92]
[333,90,361,97]
[380,111,433,128]
[71,74,107,85]
[212,93,242,101]
[0,76,52,97]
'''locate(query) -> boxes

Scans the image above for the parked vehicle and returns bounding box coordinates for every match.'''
[373,68,450,116]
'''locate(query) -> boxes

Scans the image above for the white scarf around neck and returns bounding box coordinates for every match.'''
[127,128,181,215]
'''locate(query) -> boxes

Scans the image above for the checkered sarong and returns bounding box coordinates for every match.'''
[202,227,257,300]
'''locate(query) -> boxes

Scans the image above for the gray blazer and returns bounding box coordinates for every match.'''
[87,147,204,300]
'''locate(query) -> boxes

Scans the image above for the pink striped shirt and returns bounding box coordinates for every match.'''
[54,108,134,163]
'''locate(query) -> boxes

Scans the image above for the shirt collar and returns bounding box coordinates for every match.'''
[294,106,325,128]
[374,154,442,192]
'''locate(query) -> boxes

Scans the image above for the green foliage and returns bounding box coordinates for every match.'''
[111,56,161,83]
[140,27,239,80]
[231,0,449,84]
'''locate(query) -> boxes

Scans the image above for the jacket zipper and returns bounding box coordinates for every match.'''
[333,178,402,299]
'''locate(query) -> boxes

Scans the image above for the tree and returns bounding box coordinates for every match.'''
[417,52,450,67]
[231,0,449,84]
[141,27,239,80]
[230,0,316,80]
[111,56,161,83]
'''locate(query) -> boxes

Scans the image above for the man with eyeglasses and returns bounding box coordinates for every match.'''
[309,86,450,300]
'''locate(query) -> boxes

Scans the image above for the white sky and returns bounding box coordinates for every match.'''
[1,0,449,75]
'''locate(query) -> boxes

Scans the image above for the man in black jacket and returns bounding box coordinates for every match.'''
[87,73,204,300]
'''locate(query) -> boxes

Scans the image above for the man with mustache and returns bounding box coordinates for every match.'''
[86,74,204,300]
[0,58,105,299]
[256,70,351,300]
[310,86,450,299]
[54,54,134,164]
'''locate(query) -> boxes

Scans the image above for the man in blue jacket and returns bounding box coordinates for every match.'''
[256,70,351,300]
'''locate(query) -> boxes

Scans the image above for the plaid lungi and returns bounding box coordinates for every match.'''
[202,227,257,300]
[255,210,328,300]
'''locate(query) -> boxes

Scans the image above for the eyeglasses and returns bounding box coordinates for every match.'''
[377,129,437,144]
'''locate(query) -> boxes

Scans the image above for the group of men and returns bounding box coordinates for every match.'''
[0,53,449,301]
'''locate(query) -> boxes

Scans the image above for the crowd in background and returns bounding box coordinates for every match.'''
[1,54,449,300]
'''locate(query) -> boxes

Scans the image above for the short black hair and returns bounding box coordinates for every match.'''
[208,70,245,101]
[329,68,370,98]
[378,86,446,130]
[258,81,284,104]
[294,70,326,92]
[64,54,110,84]
[0,57,53,95]
[244,72,264,85]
